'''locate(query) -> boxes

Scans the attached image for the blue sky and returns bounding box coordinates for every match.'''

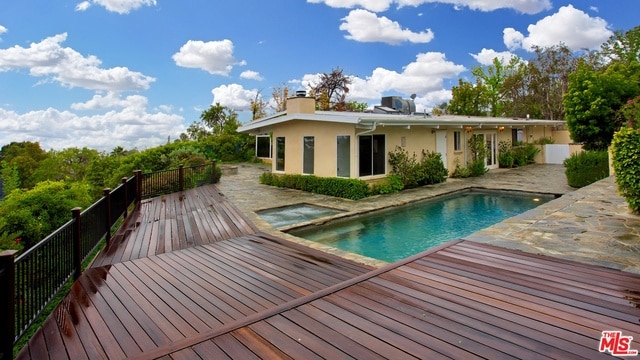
[0,0,637,151]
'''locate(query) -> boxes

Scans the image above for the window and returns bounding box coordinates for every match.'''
[358,134,385,176]
[275,137,285,171]
[453,131,462,151]
[303,136,314,174]
[256,135,271,158]
[337,135,350,177]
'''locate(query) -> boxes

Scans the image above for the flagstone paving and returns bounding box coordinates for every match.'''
[217,163,640,273]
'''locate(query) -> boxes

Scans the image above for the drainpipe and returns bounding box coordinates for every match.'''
[356,121,377,136]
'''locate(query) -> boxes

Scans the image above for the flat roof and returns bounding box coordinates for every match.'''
[238,110,566,134]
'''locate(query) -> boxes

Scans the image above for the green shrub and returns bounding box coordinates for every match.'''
[388,146,447,188]
[612,127,640,212]
[498,141,514,168]
[418,150,448,185]
[468,159,488,177]
[512,143,540,166]
[563,150,610,188]
[451,159,471,178]
[370,175,404,195]
[259,172,371,200]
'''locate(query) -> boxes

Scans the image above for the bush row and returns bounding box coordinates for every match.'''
[612,127,640,213]
[259,172,373,200]
[498,141,541,168]
[563,150,609,188]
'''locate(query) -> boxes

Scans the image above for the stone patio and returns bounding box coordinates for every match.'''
[217,163,640,273]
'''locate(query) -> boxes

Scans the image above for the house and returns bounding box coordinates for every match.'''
[237,95,574,180]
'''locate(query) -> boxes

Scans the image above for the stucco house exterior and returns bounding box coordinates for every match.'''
[238,95,574,180]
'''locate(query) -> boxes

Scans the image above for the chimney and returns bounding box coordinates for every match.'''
[286,94,315,115]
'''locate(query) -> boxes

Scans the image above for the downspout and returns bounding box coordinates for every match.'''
[356,121,378,136]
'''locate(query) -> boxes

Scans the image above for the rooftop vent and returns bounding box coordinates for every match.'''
[374,96,416,115]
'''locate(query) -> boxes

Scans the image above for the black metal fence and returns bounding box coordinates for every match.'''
[0,162,217,358]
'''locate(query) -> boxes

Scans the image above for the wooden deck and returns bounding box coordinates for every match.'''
[91,185,258,267]
[17,185,640,359]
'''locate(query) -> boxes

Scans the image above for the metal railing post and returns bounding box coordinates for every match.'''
[179,164,184,192]
[72,207,82,280]
[211,160,217,184]
[0,250,17,360]
[135,170,142,203]
[122,177,128,219]
[103,188,111,245]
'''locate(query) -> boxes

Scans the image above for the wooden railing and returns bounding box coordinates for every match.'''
[0,161,217,358]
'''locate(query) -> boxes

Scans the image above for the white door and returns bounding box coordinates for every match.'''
[436,130,447,169]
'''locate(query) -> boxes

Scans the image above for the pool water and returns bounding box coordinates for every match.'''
[256,203,344,228]
[289,190,552,262]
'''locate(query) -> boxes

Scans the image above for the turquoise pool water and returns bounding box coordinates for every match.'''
[289,190,552,262]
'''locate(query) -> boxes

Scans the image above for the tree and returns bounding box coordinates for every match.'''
[471,57,521,117]
[309,67,352,111]
[564,60,637,150]
[528,44,577,120]
[447,78,489,116]
[431,102,448,116]
[345,100,369,112]
[0,141,49,189]
[0,181,93,248]
[250,90,268,120]
[271,83,292,112]
[600,26,640,66]
[31,147,100,184]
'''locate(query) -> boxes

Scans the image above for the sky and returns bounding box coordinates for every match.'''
[0,0,637,152]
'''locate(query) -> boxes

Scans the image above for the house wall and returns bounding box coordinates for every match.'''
[270,121,575,179]
[271,120,356,177]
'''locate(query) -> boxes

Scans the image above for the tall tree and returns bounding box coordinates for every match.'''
[250,90,268,120]
[271,83,292,113]
[447,78,489,116]
[528,44,576,120]
[310,67,352,111]
[471,57,520,117]
[0,141,49,189]
[564,60,637,150]
[600,26,640,66]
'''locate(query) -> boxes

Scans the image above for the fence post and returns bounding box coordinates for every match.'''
[104,188,111,245]
[0,250,17,360]
[72,207,82,281]
[211,160,217,184]
[135,170,142,203]
[122,177,129,219]
[179,164,184,192]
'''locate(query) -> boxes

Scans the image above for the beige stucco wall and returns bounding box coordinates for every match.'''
[270,121,575,178]
[271,120,356,177]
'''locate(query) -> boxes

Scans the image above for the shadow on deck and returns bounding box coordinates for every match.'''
[17,185,640,359]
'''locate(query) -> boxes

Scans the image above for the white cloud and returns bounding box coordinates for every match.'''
[172,39,243,76]
[75,1,91,11]
[504,5,613,51]
[503,28,525,51]
[396,0,551,14]
[240,70,264,81]
[211,84,260,111]
[308,0,551,15]
[77,0,157,14]
[301,52,464,111]
[0,33,155,91]
[307,0,392,12]
[0,96,185,151]
[470,48,517,66]
[340,9,434,45]
[0,25,7,38]
[70,91,147,110]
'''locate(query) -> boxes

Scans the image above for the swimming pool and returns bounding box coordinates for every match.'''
[289,190,553,262]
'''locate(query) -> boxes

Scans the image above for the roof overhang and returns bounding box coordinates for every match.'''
[238,112,566,135]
